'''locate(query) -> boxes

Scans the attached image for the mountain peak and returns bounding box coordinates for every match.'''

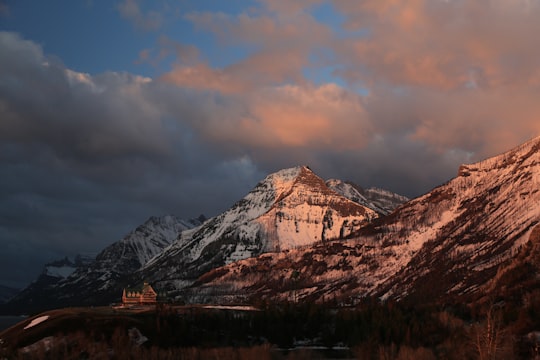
[267,166,304,182]
[138,165,379,297]
[263,165,315,191]
[5,215,202,311]
[8,137,540,311]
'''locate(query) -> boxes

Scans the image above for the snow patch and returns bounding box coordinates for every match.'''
[406,206,461,252]
[45,265,76,278]
[24,315,49,330]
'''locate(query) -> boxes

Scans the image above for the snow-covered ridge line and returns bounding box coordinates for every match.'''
[365,187,409,202]
[326,179,408,215]
[462,135,540,172]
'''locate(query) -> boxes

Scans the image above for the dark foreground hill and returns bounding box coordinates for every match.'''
[2,301,539,359]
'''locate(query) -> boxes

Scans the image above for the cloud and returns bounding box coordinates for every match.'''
[324,0,540,160]
[333,0,540,90]
[160,0,540,173]
[3,0,540,287]
[137,35,201,68]
[258,0,324,15]
[117,0,162,31]
[219,84,372,150]
[169,6,333,93]
[0,32,267,286]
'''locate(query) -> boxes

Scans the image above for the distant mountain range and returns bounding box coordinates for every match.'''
[3,169,405,313]
[4,215,205,312]
[6,136,540,313]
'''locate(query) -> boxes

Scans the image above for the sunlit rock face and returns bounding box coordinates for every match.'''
[141,166,378,295]
[374,135,540,302]
[192,136,540,305]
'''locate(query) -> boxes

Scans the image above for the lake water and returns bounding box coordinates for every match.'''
[0,316,26,331]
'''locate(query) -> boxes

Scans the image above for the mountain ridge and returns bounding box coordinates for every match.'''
[326,179,408,215]
[189,136,540,305]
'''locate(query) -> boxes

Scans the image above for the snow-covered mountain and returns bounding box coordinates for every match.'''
[326,179,408,215]
[190,136,540,304]
[10,134,540,311]
[42,255,94,280]
[139,166,379,296]
[6,215,203,311]
[372,135,540,302]
[88,215,205,279]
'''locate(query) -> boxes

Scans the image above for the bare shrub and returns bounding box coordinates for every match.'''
[470,306,513,360]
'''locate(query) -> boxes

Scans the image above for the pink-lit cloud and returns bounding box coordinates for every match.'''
[187,84,372,151]
[161,6,332,93]
[334,0,540,90]
[154,0,540,172]
[106,0,540,174]
[157,4,370,153]
[324,0,540,159]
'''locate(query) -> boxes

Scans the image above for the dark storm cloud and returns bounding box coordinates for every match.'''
[0,35,168,163]
[0,32,266,287]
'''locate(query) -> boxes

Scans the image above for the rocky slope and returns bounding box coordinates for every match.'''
[139,166,378,297]
[373,135,540,303]
[191,136,540,304]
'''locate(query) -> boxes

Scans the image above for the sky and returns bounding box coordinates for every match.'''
[1,0,540,289]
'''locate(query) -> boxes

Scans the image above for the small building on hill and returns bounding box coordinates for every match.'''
[122,282,158,305]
